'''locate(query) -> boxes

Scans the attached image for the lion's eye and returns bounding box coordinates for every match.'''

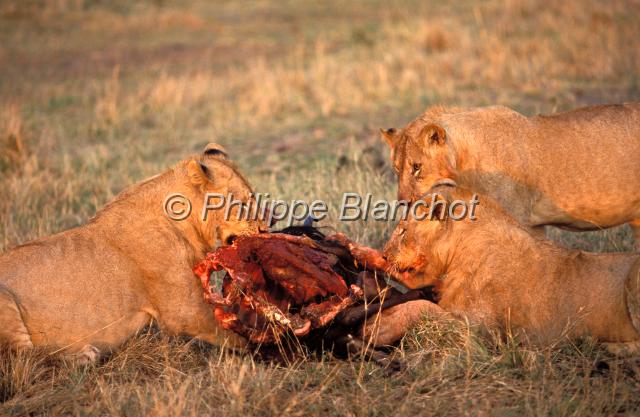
[412,163,422,176]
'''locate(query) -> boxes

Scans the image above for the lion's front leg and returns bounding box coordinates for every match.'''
[151,272,248,350]
[359,299,449,346]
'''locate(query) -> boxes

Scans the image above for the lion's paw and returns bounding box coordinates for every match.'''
[66,344,101,365]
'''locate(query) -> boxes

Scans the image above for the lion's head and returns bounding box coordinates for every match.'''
[382,123,457,203]
[383,191,449,290]
[175,143,269,249]
[383,187,482,290]
[381,107,462,203]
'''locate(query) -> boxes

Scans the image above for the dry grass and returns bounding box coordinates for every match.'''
[2,322,640,416]
[1,0,640,415]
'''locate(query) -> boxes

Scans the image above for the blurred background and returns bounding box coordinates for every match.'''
[1,0,639,251]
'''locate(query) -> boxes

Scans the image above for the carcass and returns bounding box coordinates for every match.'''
[193,227,431,366]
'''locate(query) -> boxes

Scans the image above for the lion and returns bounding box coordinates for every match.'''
[380,186,640,352]
[0,143,270,363]
[380,103,640,247]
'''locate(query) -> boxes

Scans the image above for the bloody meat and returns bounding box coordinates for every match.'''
[193,230,427,346]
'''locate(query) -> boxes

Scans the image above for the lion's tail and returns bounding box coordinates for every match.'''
[0,285,33,349]
[625,257,640,334]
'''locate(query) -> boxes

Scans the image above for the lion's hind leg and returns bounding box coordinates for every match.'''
[0,286,32,349]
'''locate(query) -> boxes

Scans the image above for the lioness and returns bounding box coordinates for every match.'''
[382,186,640,351]
[0,144,268,363]
[381,104,640,247]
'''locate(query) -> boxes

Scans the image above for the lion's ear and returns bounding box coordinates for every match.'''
[419,124,446,146]
[203,143,228,160]
[380,128,398,149]
[187,159,210,188]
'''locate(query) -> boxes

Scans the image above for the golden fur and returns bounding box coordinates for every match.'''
[0,144,268,363]
[383,186,640,350]
[381,103,640,247]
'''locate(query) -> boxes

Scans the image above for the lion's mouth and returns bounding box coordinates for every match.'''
[393,258,434,289]
[397,266,417,275]
[393,267,420,286]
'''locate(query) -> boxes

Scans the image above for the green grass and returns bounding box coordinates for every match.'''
[1,0,639,415]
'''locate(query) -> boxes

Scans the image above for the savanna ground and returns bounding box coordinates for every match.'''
[1,0,639,415]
